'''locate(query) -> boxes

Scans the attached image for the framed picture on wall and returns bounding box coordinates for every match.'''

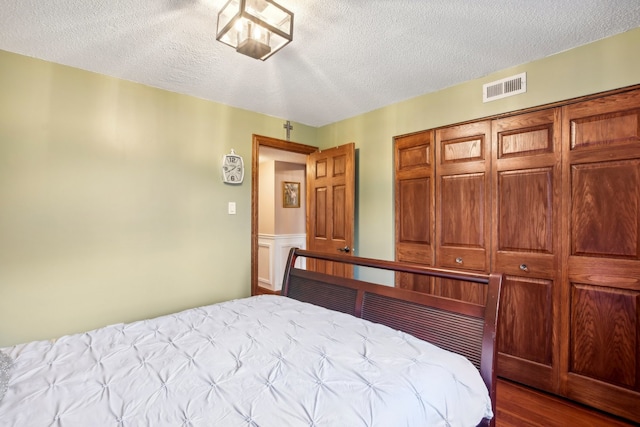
[283,181,300,208]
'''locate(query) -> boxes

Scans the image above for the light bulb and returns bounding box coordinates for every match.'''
[253,25,262,39]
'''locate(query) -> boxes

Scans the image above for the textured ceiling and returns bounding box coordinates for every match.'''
[1,0,639,127]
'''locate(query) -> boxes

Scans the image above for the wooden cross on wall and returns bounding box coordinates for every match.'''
[283,120,293,141]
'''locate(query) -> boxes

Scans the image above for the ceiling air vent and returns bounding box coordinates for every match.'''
[483,72,527,102]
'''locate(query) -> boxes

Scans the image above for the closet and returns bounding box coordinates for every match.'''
[394,86,640,423]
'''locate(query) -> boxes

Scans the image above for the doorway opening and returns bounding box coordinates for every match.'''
[250,135,317,296]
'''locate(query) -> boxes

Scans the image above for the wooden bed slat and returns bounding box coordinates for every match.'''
[285,274,359,316]
[362,292,484,369]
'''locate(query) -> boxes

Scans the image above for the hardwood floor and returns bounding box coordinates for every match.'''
[496,379,638,427]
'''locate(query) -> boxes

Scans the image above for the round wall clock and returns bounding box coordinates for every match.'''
[222,149,244,184]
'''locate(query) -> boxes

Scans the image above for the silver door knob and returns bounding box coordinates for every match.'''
[519,264,529,272]
[338,246,351,253]
[455,257,463,264]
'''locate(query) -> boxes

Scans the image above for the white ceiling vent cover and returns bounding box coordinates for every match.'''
[483,72,527,102]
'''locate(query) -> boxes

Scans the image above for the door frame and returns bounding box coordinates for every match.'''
[251,134,318,296]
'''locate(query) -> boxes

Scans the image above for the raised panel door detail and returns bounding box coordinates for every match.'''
[499,125,553,158]
[497,168,553,253]
[314,187,327,238]
[433,277,485,305]
[571,283,638,389]
[440,173,485,247]
[315,159,327,178]
[571,159,640,258]
[499,276,553,365]
[442,137,484,163]
[332,185,345,240]
[396,272,432,293]
[399,144,431,170]
[333,154,346,176]
[395,131,435,273]
[398,178,431,244]
[570,110,640,150]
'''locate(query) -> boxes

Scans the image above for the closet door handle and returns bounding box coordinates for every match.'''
[455,257,463,264]
[520,264,529,272]
[338,246,351,253]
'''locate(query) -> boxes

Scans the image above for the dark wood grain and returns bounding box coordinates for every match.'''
[571,284,637,388]
[571,160,639,258]
[435,121,491,275]
[561,89,640,423]
[394,131,435,276]
[498,275,553,365]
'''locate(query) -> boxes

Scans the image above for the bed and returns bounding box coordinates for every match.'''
[0,248,502,427]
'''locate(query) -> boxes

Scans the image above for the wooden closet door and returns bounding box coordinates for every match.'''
[435,121,491,304]
[562,89,640,424]
[491,109,562,392]
[394,131,435,292]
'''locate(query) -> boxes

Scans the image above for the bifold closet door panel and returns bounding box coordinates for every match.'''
[394,131,435,292]
[491,109,562,392]
[434,121,491,304]
[562,89,640,424]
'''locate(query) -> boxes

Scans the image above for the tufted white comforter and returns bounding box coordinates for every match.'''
[0,295,492,426]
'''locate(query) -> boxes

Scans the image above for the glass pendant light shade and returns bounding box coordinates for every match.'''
[216,0,293,60]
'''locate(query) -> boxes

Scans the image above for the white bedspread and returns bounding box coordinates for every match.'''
[0,295,492,426]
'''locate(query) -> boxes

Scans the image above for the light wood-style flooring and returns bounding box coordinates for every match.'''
[496,379,637,427]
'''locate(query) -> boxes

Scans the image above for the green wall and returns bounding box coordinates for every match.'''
[0,50,317,346]
[317,27,640,284]
[1,26,638,346]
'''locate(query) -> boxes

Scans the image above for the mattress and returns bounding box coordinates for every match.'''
[0,295,492,426]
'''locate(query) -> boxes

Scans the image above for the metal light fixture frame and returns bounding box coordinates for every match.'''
[216,0,294,61]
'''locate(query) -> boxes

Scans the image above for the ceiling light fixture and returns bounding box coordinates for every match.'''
[216,0,294,61]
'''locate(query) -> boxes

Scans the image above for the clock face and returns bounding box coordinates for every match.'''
[222,154,244,184]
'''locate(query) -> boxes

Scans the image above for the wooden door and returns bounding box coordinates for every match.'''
[394,131,435,292]
[561,89,640,424]
[306,143,355,277]
[491,109,562,392]
[434,121,491,304]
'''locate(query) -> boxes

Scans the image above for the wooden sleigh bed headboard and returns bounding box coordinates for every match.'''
[281,248,503,427]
